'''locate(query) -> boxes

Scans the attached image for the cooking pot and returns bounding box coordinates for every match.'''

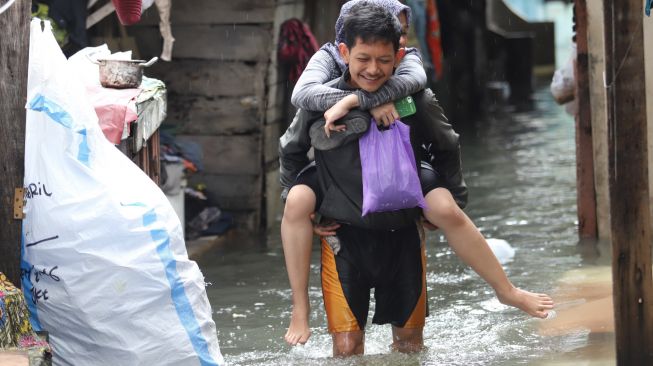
[92,57,158,89]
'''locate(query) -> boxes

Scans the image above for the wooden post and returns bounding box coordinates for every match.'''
[573,0,597,238]
[0,0,30,285]
[603,0,653,364]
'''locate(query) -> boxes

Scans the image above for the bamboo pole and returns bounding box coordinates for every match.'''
[603,0,653,364]
[573,0,597,238]
[0,0,30,285]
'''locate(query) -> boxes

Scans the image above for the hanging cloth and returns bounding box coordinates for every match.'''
[278,18,319,84]
[406,0,433,70]
[647,0,653,16]
[154,0,175,61]
[111,0,142,25]
[426,0,443,80]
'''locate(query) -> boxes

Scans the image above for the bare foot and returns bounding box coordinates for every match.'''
[285,307,311,346]
[497,286,555,318]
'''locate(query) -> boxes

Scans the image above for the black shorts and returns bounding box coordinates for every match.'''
[293,161,441,211]
[321,224,427,333]
[419,161,444,195]
[291,163,324,209]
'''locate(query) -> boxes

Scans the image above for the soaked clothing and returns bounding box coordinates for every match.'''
[321,224,427,333]
[292,163,324,208]
[291,160,443,210]
[312,74,467,228]
[280,82,467,228]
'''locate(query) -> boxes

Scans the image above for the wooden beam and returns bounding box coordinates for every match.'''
[86,2,116,29]
[149,61,264,97]
[129,25,272,62]
[136,0,276,26]
[603,0,653,364]
[574,0,597,238]
[0,0,29,285]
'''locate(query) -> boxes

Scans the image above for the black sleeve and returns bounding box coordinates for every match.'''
[412,89,468,208]
[279,109,316,189]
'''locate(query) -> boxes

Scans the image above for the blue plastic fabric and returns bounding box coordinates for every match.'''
[359,120,426,216]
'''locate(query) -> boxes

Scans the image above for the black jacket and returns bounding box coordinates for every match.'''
[279,76,467,229]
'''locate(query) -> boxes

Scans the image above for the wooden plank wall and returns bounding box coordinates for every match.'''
[263,2,306,228]
[263,1,344,228]
[124,0,309,230]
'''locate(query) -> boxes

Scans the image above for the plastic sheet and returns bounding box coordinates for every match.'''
[22,19,224,366]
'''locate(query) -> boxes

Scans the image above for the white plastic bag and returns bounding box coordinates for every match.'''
[21,19,224,366]
[550,44,576,105]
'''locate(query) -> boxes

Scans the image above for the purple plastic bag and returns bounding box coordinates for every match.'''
[359,119,427,216]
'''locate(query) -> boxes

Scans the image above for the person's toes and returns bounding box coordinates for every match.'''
[536,311,548,319]
[540,300,554,308]
[289,335,299,346]
[298,334,310,345]
[285,332,296,346]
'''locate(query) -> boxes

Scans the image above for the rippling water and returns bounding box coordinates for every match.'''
[198,87,615,365]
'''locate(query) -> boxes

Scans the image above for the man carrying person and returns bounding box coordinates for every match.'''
[279,1,553,356]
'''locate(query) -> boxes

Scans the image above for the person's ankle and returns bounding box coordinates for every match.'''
[495,284,517,302]
[291,302,310,315]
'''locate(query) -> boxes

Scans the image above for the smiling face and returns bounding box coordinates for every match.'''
[339,38,405,93]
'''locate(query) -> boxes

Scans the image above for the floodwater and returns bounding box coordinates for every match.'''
[197,87,616,365]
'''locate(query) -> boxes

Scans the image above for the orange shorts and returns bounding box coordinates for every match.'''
[321,224,427,333]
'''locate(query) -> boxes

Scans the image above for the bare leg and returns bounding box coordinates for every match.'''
[423,188,554,318]
[391,326,424,353]
[332,331,365,357]
[281,185,316,345]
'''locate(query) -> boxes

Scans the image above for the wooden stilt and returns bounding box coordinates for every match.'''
[603,0,653,364]
[574,0,597,238]
[0,0,30,285]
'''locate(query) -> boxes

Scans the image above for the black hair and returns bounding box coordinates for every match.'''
[341,1,402,52]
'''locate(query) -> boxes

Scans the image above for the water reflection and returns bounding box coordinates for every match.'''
[197,87,615,365]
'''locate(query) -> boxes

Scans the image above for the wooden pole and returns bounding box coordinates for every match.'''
[603,0,653,364]
[0,0,30,285]
[573,0,597,238]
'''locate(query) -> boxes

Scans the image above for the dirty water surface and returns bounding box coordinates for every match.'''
[197,88,615,365]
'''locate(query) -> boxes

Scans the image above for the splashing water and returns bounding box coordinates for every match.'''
[198,87,614,365]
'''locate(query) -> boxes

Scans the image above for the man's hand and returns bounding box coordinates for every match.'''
[324,94,359,137]
[311,213,340,236]
[370,102,399,127]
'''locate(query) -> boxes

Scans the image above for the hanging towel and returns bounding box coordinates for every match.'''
[647,0,653,16]
[155,0,174,61]
[278,19,319,83]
